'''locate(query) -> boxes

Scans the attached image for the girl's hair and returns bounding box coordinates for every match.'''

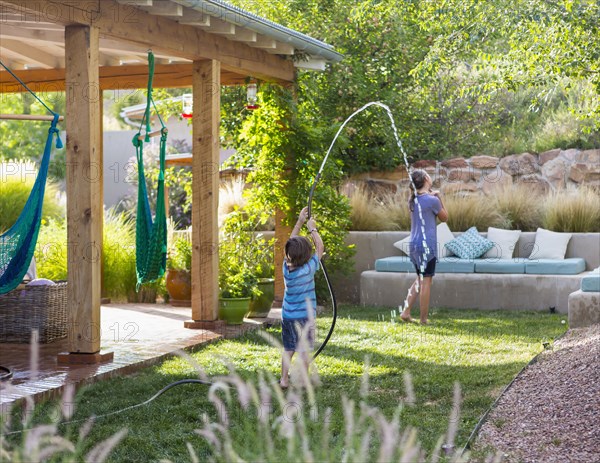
[285,236,313,268]
[409,169,429,212]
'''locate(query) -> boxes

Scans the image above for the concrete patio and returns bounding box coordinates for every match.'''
[0,303,278,413]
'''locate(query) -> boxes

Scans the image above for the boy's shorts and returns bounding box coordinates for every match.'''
[281,318,315,353]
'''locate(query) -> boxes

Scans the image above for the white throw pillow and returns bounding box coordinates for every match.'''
[393,223,455,257]
[393,235,412,255]
[437,222,455,258]
[529,228,572,260]
[483,227,521,260]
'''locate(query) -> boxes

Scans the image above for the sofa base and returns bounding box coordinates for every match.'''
[360,271,586,313]
[568,290,600,328]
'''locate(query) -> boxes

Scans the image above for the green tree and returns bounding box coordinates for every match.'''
[412,0,600,130]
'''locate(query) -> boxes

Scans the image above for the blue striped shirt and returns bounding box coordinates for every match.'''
[282,254,319,320]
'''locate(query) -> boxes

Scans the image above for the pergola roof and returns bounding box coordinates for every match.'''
[0,0,343,90]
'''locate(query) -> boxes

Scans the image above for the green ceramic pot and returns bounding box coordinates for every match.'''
[247,278,275,318]
[218,297,251,325]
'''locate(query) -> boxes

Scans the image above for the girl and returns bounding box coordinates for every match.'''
[400,169,448,325]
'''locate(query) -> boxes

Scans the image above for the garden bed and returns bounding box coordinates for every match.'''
[471,324,600,462]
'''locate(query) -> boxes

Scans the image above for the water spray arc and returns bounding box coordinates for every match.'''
[307,101,422,358]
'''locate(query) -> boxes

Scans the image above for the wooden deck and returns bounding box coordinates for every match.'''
[0,303,279,413]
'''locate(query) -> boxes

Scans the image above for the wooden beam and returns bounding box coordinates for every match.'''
[249,34,277,50]
[229,28,257,43]
[116,0,153,5]
[177,10,210,27]
[140,0,182,16]
[198,16,235,35]
[1,0,295,82]
[0,64,256,92]
[0,114,64,121]
[0,39,62,68]
[189,59,220,324]
[64,25,103,355]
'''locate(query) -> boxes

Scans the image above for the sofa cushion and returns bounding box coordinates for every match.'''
[375,256,413,272]
[393,223,456,257]
[525,258,586,275]
[436,258,476,273]
[474,258,528,274]
[529,228,572,260]
[483,227,521,260]
[393,235,412,255]
[581,272,600,292]
[437,222,456,258]
[445,227,494,260]
[375,256,475,273]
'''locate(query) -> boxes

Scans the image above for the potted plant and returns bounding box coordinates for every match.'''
[165,236,192,307]
[247,237,275,318]
[218,212,261,324]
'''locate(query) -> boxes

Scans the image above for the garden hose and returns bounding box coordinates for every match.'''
[0,365,12,381]
[307,172,338,360]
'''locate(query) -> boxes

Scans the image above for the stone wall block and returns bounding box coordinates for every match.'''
[441,157,468,168]
[470,155,499,169]
[499,152,539,176]
[517,174,550,195]
[542,158,567,189]
[481,170,513,195]
[560,148,579,162]
[447,168,477,182]
[575,149,600,165]
[539,149,561,165]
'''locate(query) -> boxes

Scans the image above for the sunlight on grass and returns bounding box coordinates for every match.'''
[5,306,567,462]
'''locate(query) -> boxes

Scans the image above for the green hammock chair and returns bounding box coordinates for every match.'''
[132,51,168,289]
[0,60,63,295]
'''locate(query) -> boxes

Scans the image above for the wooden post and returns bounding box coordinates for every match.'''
[272,210,291,308]
[185,59,224,329]
[58,25,112,364]
[99,90,110,305]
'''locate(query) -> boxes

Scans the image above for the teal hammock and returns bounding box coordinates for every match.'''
[0,60,63,294]
[132,51,168,289]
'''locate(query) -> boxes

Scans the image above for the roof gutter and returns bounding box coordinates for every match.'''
[173,0,344,63]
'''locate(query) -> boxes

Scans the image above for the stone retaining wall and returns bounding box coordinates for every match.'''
[349,148,600,196]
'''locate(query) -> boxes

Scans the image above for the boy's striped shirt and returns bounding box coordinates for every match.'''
[282,254,319,320]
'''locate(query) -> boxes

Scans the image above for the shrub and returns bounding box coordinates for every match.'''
[543,187,600,233]
[0,160,64,233]
[35,217,67,281]
[444,194,505,232]
[35,208,158,302]
[102,209,137,302]
[181,350,468,463]
[348,186,410,231]
[492,185,543,231]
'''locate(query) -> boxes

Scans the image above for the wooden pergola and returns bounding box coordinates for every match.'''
[0,0,341,363]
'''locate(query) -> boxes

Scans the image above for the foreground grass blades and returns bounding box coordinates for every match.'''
[5,306,567,462]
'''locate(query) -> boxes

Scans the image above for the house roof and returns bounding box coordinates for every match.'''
[0,0,342,79]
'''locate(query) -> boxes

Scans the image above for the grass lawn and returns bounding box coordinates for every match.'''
[9,305,567,462]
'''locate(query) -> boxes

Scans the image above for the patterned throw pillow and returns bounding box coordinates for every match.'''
[445,227,494,260]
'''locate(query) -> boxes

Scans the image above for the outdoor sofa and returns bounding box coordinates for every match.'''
[360,228,600,313]
[568,267,600,327]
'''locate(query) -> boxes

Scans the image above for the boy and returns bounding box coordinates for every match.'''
[280,206,324,389]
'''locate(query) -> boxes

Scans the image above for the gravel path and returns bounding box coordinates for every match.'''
[472,324,600,463]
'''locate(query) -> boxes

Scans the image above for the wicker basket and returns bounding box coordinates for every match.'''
[0,281,68,343]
